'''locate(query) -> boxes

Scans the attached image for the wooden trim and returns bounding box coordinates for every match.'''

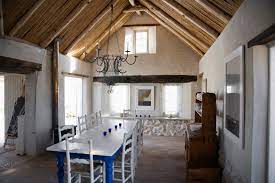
[52,39,59,137]
[93,75,197,83]
[248,24,275,48]
[0,0,4,36]
[62,71,90,78]
[9,0,46,36]
[122,23,160,27]
[40,0,92,48]
[79,12,134,60]
[64,1,120,54]
[161,0,219,39]
[140,0,208,53]
[145,9,204,56]
[195,0,230,24]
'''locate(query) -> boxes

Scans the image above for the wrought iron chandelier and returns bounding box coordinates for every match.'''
[84,5,137,76]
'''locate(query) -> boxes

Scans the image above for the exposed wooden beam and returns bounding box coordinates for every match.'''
[0,0,4,36]
[161,0,219,39]
[122,23,160,27]
[79,12,134,60]
[123,6,146,13]
[140,0,208,53]
[64,1,120,54]
[195,0,230,24]
[93,75,197,83]
[128,0,142,15]
[40,0,92,48]
[145,9,203,56]
[52,39,60,143]
[9,0,46,37]
[248,24,275,48]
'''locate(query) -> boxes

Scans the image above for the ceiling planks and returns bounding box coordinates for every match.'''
[40,0,92,48]
[80,12,134,60]
[2,0,243,59]
[161,0,218,40]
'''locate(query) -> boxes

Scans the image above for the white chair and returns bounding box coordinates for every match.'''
[113,132,135,183]
[96,111,103,125]
[123,109,136,119]
[58,125,75,142]
[86,113,97,129]
[65,138,105,183]
[137,119,145,156]
[78,115,88,134]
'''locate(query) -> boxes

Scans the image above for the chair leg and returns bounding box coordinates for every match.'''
[78,174,81,183]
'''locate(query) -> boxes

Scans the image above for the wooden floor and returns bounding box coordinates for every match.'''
[0,136,186,183]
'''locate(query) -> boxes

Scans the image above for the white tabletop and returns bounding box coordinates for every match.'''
[46,119,137,157]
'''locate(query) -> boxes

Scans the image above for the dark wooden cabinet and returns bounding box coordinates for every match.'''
[185,92,220,182]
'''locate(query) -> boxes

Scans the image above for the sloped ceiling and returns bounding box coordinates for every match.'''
[2,0,243,59]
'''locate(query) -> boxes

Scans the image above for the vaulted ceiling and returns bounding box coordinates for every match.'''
[2,0,243,59]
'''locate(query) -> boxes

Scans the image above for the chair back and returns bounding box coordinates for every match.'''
[65,138,94,183]
[121,132,135,181]
[123,109,136,119]
[78,115,88,134]
[58,125,75,142]
[86,113,97,129]
[96,111,103,125]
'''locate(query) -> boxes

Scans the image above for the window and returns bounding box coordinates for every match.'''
[109,85,130,114]
[163,85,181,115]
[135,30,148,53]
[64,76,83,125]
[124,26,156,54]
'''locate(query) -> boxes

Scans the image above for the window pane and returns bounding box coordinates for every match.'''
[164,85,179,115]
[110,85,129,114]
[135,31,148,53]
[65,76,83,125]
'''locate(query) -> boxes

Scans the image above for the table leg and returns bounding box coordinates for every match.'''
[105,157,113,183]
[56,152,65,183]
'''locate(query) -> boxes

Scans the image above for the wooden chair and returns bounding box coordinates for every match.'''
[96,111,103,125]
[123,109,136,119]
[78,115,88,135]
[113,132,135,183]
[58,125,75,142]
[65,138,105,183]
[137,119,145,156]
[86,113,97,129]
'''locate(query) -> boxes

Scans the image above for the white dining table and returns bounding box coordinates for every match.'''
[46,118,137,183]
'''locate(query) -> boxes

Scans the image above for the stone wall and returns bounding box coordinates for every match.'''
[143,119,190,136]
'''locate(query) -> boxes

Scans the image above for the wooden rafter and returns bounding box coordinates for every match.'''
[79,12,134,60]
[195,0,230,24]
[161,0,219,39]
[145,9,203,56]
[64,0,121,55]
[40,0,92,48]
[123,6,146,13]
[0,0,4,36]
[9,0,46,37]
[129,0,142,15]
[140,0,208,53]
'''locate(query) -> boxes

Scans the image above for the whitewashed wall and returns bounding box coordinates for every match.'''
[199,0,275,182]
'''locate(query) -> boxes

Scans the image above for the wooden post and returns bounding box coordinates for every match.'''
[52,39,60,143]
[0,0,4,36]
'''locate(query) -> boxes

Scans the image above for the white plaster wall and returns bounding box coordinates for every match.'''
[199,0,275,182]
[93,14,200,76]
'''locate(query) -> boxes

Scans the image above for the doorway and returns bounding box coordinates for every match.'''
[64,76,83,125]
[0,76,4,146]
[268,43,275,183]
